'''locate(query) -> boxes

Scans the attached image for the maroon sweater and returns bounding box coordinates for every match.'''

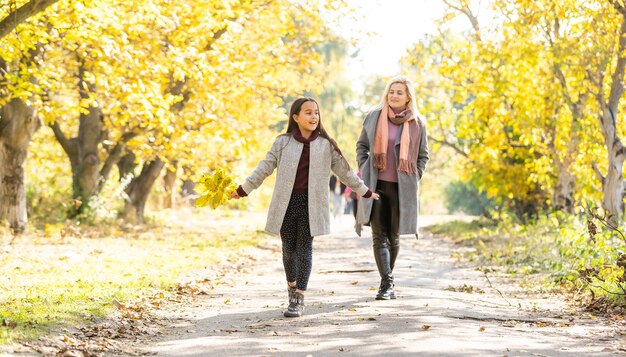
[237,128,371,198]
[291,127,318,194]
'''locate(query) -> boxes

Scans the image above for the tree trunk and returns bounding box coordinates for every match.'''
[0,47,42,233]
[51,57,104,214]
[593,10,626,222]
[0,98,40,233]
[553,162,576,213]
[180,165,196,206]
[163,162,177,209]
[550,110,581,214]
[603,152,624,221]
[74,109,102,203]
[596,101,626,222]
[123,158,164,223]
[117,151,136,182]
[97,132,136,193]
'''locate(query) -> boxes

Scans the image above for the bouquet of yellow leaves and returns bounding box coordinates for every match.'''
[195,168,238,209]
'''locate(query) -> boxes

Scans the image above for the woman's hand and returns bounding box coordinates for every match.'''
[231,190,240,199]
[371,192,380,200]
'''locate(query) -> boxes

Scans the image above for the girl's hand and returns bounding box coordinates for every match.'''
[371,192,380,200]
[231,190,240,199]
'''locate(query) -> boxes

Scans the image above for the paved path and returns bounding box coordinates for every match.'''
[139,214,623,357]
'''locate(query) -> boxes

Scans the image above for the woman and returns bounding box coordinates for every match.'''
[356,76,429,300]
[232,97,379,317]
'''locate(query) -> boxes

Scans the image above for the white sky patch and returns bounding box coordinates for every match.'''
[332,0,486,91]
[338,1,445,84]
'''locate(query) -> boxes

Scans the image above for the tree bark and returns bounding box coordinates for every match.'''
[594,12,626,222]
[117,151,136,181]
[0,46,42,233]
[51,56,105,214]
[98,132,136,193]
[123,158,164,223]
[0,0,60,40]
[163,162,177,209]
[553,160,576,213]
[0,98,41,233]
[598,101,626,222]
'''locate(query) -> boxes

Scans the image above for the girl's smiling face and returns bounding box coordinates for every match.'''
[293,100,319,138]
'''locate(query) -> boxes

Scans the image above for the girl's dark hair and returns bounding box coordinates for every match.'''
[286,97,350,168]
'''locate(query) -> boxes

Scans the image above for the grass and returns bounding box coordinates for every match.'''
[426,214,626,303]
[426,219,497,244]
[0,207,268,344]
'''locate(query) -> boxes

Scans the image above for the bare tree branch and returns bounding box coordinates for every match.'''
[442,0,481,40]
[49,120,74,157]
[592,162,606,186]
[428,134,469,158]
[0,0,60,40]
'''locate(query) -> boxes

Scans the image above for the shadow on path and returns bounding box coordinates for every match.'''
[141,215,622,357]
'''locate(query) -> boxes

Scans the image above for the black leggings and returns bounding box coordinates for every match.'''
[370,180,400,269]
[280,194,314,291]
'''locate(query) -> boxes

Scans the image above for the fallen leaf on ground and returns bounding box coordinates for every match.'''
[112,300,125,310]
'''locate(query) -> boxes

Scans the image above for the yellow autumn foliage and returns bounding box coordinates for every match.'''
[402,0,626,217]
[194,168,237,209]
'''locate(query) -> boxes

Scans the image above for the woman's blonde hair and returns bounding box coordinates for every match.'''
[374,75,420,118]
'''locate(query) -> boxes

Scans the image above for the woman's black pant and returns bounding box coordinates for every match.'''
[370,180,400,279]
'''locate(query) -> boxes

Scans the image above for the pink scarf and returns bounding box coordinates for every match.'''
[373,104,420,176]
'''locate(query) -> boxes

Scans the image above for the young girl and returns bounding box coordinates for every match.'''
[231,97,379,318]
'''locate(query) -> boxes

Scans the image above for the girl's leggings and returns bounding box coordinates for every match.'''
[280,193,314,291]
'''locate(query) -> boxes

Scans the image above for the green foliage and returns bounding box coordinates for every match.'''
[443,180,496,217]
[430,212,626,305]
[25,182,71,225]
[74,177,128,225]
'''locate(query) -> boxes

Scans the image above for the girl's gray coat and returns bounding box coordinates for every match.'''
[241,134,370,237]
[356,109,429,237]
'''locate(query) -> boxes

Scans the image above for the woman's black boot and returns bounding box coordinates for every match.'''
[373,247,395,300]
[377,276,395,300]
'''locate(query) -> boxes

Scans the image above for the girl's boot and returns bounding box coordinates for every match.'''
[284,292,304,317]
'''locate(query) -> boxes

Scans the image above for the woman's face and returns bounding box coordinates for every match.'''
[293,101,319,135]
[387,83,409,110]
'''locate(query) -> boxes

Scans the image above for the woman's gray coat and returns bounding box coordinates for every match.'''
[241,134,371,237]
[356,109,429,237]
